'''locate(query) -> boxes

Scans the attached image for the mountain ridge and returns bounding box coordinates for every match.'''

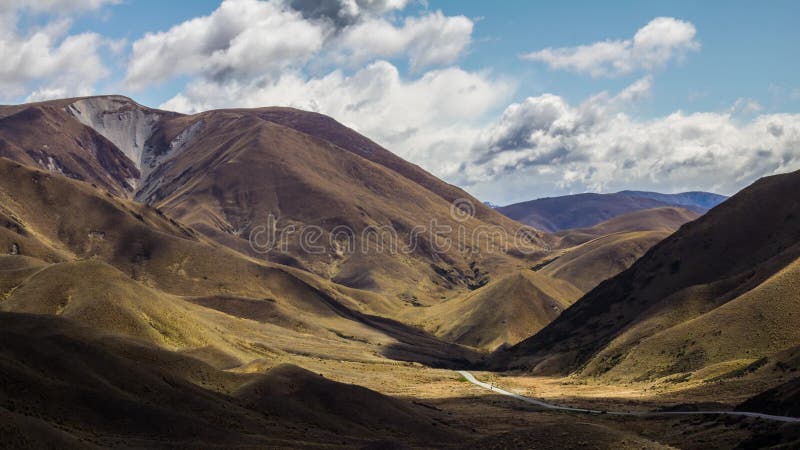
[498,190,726,232]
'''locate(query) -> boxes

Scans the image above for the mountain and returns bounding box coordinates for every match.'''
[2,95,793,448]
[494,169,800,382]
[0,95,708,361]
[497,190,725,232]
[0,158,480,368]
[411,270,582,351]
[0,96,542,305]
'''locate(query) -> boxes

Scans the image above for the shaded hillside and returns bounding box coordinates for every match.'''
[498,191,722,232]
[236,363,454,441]
[738,375,800,418]
[0,312,458,449]
[494,170,800,381]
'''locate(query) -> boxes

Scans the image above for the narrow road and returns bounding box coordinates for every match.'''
[457,370,800,423]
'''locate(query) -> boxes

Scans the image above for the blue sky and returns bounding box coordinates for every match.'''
[56,0,800,116]
[3,1,800,204]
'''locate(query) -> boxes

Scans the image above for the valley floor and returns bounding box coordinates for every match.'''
[231,353,800,448]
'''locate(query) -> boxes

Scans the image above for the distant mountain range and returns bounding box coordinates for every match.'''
[496,190,727,232]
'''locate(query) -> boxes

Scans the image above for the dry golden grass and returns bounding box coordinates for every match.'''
[497,169,800,392]
[543,230,673,292]
[411,270,581,351]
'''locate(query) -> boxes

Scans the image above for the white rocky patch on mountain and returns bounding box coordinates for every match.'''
[66,96,161,174]
[65,96,201,195]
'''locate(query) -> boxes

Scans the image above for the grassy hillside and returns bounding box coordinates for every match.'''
[412,270,581,351]
[495,169,800,383]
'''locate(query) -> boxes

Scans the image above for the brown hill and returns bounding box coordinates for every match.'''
[494,169,800,381]
[412,270,582,351]
[541,230,674,292]
[738,375,800,418]
[236,363,455,441]
[554,206,700,247]
[0,96,543,304]
[0,158,480,368]
[528,207,698,292]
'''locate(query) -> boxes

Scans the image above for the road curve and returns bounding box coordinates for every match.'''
[457,370,800,423]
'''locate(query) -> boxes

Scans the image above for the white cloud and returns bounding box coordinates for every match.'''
[330,11,472,71]
[125,0,473,89]
[464,80,800,203]
[125,0,326,89]
[729,97,762,114]
[161,60,514,177]
[0,0,117,102]
[0,16,109,101]
[522,17,699,77]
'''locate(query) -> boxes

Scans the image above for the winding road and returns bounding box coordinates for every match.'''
[457,370,800,423]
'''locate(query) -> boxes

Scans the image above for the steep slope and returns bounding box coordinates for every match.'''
[0,97,543,304]
[0,96,175,195]
[495,169,800,380]
[498,191,722,232]
[137,108,537,302]
[413,270,582,351]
